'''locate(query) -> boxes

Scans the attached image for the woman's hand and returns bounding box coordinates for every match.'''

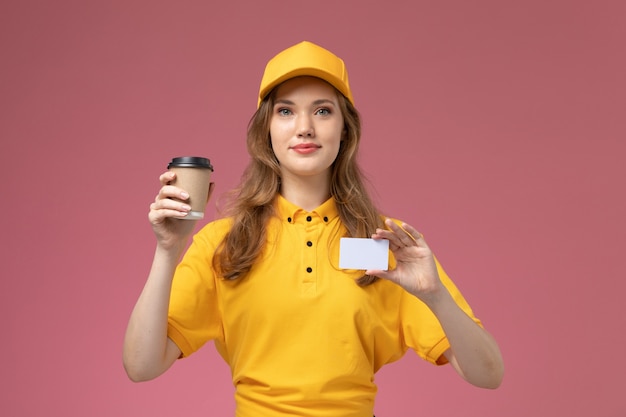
[369,219,505,387]
[148,171,214,251]
[367,219,444,303]
[369,219,505,388]
[125,169,214,382]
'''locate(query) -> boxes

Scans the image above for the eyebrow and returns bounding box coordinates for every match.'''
[274,98,337,106]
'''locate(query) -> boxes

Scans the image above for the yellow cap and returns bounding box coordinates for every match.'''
[258,41,354,107]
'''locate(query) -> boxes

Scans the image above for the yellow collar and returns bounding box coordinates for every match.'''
[274,194,339,225]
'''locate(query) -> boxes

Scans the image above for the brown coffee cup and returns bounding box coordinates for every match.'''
[167,156,214,220]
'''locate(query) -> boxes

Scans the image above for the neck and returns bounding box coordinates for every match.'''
[279,173,331,211]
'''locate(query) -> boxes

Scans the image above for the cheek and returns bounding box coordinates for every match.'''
[269,120,292,144]
[268,123,285,161]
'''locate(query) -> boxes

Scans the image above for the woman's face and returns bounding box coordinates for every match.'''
[269,76,344,183]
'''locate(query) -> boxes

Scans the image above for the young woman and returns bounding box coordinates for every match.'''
[123,41,504,417]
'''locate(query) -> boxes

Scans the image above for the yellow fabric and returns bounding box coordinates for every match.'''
[168,195,481,417]
[258,41,354,107]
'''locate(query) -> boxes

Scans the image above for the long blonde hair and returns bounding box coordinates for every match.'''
[214,86,383,286]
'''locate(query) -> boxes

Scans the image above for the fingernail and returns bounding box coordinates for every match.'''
[181,192,189,199]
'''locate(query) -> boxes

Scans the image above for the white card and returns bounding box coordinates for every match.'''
[339,238,389,270]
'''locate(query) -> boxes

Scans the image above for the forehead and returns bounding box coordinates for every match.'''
[273,76,339,102]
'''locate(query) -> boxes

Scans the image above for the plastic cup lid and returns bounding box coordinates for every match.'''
[167,156,213,171]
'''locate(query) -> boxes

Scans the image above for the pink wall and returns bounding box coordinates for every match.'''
[2,1,625,415]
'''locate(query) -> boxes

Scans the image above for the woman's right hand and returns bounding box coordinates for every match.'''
[148,171,214,251]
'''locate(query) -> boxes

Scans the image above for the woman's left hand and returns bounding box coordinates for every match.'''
[366,219,445,303]
[369,219,505,388]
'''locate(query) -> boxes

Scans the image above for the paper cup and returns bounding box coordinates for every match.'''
[167,156,214,220]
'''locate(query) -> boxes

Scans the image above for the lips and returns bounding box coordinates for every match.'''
[290,143,321,154]
[291,143,320,150]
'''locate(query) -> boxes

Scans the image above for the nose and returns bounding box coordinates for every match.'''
[296,115,314,138]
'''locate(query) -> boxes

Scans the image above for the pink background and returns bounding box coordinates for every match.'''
[2,1,625,415]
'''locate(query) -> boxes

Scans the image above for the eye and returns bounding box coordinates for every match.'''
[315,108,331,116]
[277,108,292,116]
